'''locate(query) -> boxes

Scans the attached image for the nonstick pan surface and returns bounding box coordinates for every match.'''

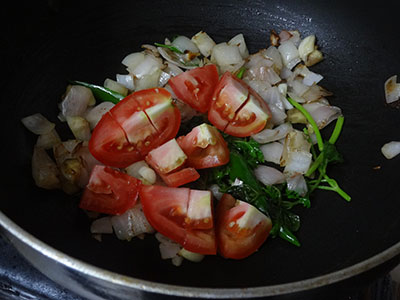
[1,0,400,297]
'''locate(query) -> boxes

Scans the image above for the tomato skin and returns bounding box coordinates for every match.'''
[216,194,272,259]
[160,167,200,187]
[88,112,141,168]
[208,72,271,137]
[79,165,141,215]
[140,185,216,255]
[89,88,181,168]
[169,64,219,113]
[177,124,230,169]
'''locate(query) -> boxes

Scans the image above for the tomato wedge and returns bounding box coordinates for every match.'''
[216,194,272,259]
[177,123,229,169]
[79,165,141,215]
[169,64,219,113]
[140,185,216,255]
[208,72,271,137]
[160,167,200,187]
[89,88,181,168]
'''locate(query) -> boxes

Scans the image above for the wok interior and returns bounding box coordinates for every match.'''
[1,0,400,288]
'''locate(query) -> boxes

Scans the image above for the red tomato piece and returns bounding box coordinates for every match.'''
[216,194,272,259]
[208,72,271,137]
[160,167,200,187]
[89,88,181,168]
[177,123,229,169]
[88,112,141,168]
[79,165,141,215]
[169,64,219,113]
[140,185,216,254]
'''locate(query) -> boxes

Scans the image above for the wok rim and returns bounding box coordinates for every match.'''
[1,210,399,298]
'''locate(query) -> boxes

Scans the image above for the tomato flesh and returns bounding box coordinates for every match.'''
[216,194,272,259]
[80,165,141,215]
[89,88,181,168]
[140,185,216,254]
[169,64,219,113]
[177,123,229,169]
[208,72,271,137]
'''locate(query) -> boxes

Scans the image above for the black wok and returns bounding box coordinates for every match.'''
[1,0,400,299]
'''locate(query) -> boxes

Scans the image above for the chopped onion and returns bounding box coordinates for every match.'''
[303,71,323,87]
[381,141,400,159]
[278,40,301,70]
[111,204,154,241]
[157,47,199,70]
[209,184,223,200]
[305,49,323,66]
[84,102,115,130]
[265,46,283,73]
[173,97,201,122]
[302,102,342,129]
[91,217,113,234]
[260,142,283,165]
[66,116,91,141]
[191,31,216,57]
[172,35,200,54]
[281,130,311,167]
[259,86,287,125]
[164,62,184,77]
[283,151,312,175]
[228,33,249,59]
[384,75,400,104]
[104,78,128,96]
[60,85,94,118]
[134,69,162,91]
[155,233,182,259]
[286,174,308,196]
[122,52,145,70]
[130,54,163,79]
[32,146,61,190]
[178,248,204,262]
[254,165,285,186]
[298,35,316,62]
[21,113,55,135]
[158,71,171,87]
[211,42,243,67]
[125,160,156,185]
[289,78,310,97]
[252,122,293,144]
[116,74,135,91]
[36,129,61,150]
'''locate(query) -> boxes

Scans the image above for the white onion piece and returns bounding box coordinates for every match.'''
[111,204,154,241]
[281,130,311,167]
[173,97,201,122]
[303,71,323,87]
[104,78,128,96]
[252,122,293,144]
[36,129,61,150]
[384,75,400,103]
[254,165,285,186]
[164,62,184,77]
[286,174,308,196]
[134,69,162,91]
[61,139,81,153]
[191,31,216,57]
[298,35,316,62]
[91,217,113,234]
[278,41,301,70]
[178,248,204,262]
[130,54,163,79]
[157,47,198,70]
[302,102,342,129]
[172,256,184,266]
[141,44,159,56]
[265,46,283,73]
[172,36,200,54]
[21,113,55,135]
[259,87,286,125]
[209,184,223,200]
[61,85,94,118]
[245,50,274,70]
[125,160,156,185]
[66,116,91,141]
[84,101,115,130]
[122,52,145,69]
[302,85,325,103]
[228,33,249,59]
[283,151,312,175]
[158,71,171,87]
[289,78,310,97]
[305,49,323,66]
[260,142,283,165]
[155,233,182,259]
[116,74,135,91]
[280,66,293,80]
[211,42,243,67]
[32,146,61,189]
[381,141,400,159]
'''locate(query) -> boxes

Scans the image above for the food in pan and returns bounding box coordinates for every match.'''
[21,29,350,265]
